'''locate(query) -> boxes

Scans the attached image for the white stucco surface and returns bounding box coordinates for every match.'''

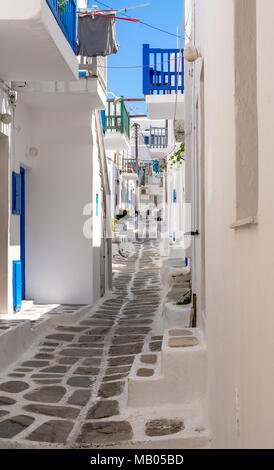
[0,0,78,81]
[184,0,274,449]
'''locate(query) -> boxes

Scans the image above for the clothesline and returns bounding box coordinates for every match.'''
[77,11,140,22]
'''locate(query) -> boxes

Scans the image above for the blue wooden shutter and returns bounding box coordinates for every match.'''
[173,189,177,203]
[100,110,106,134]
[13,260,22,311]
[12,172,22,215]
[96,193,99,216]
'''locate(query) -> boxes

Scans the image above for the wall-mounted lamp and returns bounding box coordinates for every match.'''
[0,113,12,125]
[183,44,201,62]
[26,146,39,158]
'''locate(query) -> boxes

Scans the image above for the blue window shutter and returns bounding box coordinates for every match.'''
[153,160,159,173]
[100,110,106,134]
[96,193,99,216]
[144,136,149,145]
[13,260,22,311]
[12,172,22,215]
[173,189,177,203]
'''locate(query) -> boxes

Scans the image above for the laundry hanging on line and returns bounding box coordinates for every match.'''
[77,15,119,57]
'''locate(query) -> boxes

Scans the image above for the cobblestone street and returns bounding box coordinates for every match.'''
[0,241,167,448]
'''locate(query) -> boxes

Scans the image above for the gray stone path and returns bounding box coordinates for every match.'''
[0,241,165,447]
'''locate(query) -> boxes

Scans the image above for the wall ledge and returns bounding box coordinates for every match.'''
[230,216,258,230]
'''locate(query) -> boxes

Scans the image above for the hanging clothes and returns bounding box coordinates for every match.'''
[77,15,118,57]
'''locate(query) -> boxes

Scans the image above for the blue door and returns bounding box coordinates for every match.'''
[13,260,22,312]
[12,167,25,310]
[20,167,26,299]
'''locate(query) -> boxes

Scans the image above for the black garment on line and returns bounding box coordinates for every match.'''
[77,15,118,57]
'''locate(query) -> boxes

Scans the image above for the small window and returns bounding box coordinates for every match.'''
[234,0,258,223]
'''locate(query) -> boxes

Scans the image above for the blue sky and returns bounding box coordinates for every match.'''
[88,0,183,115]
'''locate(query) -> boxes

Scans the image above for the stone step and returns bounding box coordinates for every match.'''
[81,408,211,449]
[128,328,207,408]
[0,318,50,372]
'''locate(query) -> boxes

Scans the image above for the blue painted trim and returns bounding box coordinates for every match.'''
[173,189,177,203]
[13,260,22,311]
[100,110,106,135]
[185,257,188,267]
[143,44,184,95]
[20,167,26,300]
[79,71,88,77]
[96,193,99,217]
[46,0,77,53]
[143,44,150,95]
[12,171,22,215]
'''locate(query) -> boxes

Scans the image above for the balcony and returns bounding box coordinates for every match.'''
[15,56,107,117]
[104,100,131,151]
[0,0,78,81]
[121,159,138,181]
[143,44,185,120]
[144,124,169,158]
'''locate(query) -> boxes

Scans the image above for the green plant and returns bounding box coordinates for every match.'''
[168,142,185,169]
[112,218,119,233]
[58,0,69,15]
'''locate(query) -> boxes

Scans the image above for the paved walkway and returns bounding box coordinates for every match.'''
[0,241,164,447]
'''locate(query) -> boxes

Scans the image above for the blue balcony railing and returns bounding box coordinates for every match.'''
[143,44,184,95]
[46,0,77,53]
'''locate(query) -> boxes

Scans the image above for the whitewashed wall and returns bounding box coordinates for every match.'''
[186,0,274,449]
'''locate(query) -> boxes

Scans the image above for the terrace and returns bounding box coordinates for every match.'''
[104,100,131,151]
[0,0,78,81]
[143,44,185,120]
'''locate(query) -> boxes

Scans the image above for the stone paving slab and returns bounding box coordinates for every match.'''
[0,241,164,447]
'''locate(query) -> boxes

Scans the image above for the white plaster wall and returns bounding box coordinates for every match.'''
[188,0,274,449]
[0,89,36,313]
[91,113,104,303]
[0,0,78,81]
[25,106,94,305]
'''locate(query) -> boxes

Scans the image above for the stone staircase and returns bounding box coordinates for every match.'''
[123,327,211,448]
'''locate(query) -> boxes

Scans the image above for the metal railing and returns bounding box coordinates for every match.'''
[123,159,138,174]
[46,0,77,53]
[143,44,184,95]
[149,126,168,148]
[106,101,130,139]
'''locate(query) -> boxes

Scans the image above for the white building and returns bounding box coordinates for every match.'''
[142,43,187,260]
[141,0,274,449]
[0,0,112,313]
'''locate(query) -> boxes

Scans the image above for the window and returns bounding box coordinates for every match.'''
[234,0,258,224]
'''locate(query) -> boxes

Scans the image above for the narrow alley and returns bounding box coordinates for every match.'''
[3,0,274,454]
[0,241,206,448]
